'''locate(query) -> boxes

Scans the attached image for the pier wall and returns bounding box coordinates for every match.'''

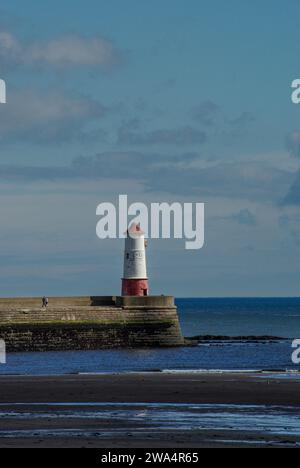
[0,296,184,351]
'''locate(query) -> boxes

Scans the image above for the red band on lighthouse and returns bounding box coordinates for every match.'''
[121,223,149,296]
[122,278,149,296]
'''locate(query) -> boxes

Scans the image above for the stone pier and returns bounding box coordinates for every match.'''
[0,296,184,351]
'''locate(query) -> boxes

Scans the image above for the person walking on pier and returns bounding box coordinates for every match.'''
[42,296,49,308]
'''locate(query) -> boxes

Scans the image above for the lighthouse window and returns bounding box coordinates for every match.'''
[126,253,130,259]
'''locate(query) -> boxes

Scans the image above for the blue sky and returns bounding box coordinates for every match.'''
[0,0,300,296]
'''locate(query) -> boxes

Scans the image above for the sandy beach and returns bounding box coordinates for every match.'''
[0,372,299,405]
[0,372,299,448]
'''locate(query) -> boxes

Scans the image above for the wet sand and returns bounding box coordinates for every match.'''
[1,372,300,405]
[1,431,299,448]
[0,372,299,448]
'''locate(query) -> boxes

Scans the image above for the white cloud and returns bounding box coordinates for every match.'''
[0,88,107,143]
[0,31,123,70]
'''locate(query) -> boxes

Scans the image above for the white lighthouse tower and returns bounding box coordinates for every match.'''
[122,223,149,296]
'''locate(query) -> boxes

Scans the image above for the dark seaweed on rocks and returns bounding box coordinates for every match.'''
[187,335,286,342]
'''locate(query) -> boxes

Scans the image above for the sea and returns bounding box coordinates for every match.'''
[0,297,300,376]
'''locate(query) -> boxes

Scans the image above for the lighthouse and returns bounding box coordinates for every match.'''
[122,223,149,296]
